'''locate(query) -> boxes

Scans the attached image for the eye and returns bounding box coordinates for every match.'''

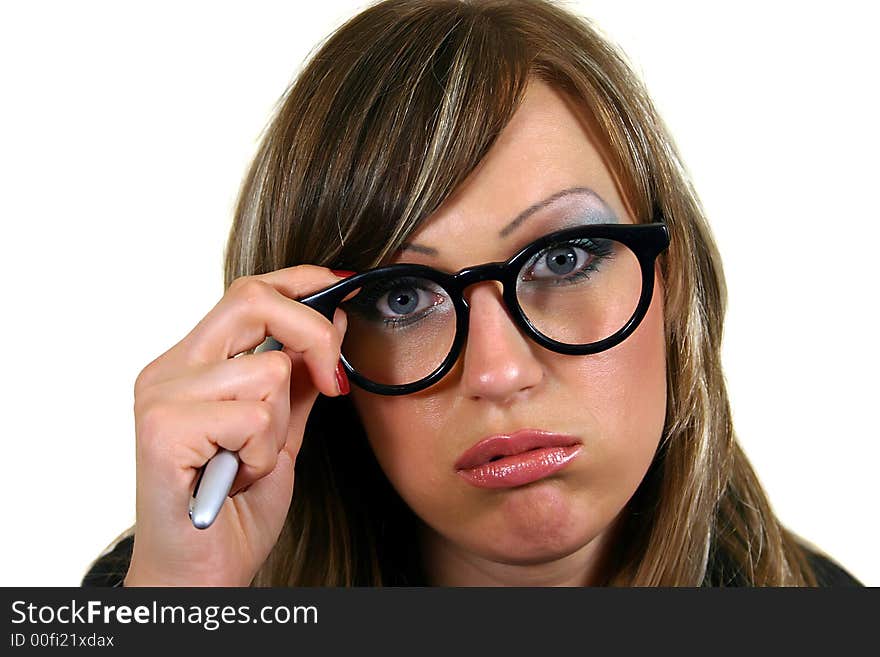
[522,242,596,281]
[345,275,448,325]
[376,284,439,318]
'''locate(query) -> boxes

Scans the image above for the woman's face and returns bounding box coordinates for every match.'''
[348,79,667,585]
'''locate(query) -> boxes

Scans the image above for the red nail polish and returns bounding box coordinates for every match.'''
[335,360,350,395]
[331,269,357,278]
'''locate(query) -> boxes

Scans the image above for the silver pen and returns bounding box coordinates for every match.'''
[188,336,285,529]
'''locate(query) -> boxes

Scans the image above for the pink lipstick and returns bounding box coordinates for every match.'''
[455,429,582,489]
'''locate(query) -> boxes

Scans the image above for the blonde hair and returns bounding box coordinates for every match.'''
[95,0,818,586]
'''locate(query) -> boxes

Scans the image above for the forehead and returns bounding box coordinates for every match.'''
[393,79,634,265]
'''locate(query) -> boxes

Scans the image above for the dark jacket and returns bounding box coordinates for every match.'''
[81,533,863,587]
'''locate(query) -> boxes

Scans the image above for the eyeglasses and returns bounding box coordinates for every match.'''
[270,220,669,395]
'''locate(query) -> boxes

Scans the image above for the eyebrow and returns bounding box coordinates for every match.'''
[397,186,601,256]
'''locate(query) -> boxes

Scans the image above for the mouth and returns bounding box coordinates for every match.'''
[454,429,582,489]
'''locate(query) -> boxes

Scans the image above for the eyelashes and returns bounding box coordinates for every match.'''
[345,236,616,329]
[344,276,448,328]
[521,237,614,286]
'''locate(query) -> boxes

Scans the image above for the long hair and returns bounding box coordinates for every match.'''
[114,0,820,586]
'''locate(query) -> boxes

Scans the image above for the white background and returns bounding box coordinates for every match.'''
[1,1,876,586]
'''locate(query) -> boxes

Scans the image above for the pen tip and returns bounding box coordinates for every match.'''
[189,504,217,530]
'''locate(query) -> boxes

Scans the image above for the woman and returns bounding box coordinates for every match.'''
[83,0,859,586]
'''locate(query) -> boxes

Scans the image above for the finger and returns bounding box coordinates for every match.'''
[278,308,348,465]
[333,306,348,338]
[135,350,295,469]
[139,350,289,405]
[282,347,323,458]
[138,399,278,476]
[182,278,343,395]
[139,266,353,392]
[226,354,290,494]
[226,439,297,543]
[254,264,359,302]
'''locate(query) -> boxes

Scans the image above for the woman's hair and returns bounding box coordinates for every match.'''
[101,0,820,586]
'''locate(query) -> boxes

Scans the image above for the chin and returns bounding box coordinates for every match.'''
[461,480,605,565]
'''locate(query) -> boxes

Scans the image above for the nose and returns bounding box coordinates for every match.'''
[457,281,544,403]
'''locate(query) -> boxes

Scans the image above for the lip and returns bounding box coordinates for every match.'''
[454,429,582,489]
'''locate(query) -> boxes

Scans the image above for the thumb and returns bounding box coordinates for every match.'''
[230,444,297,557]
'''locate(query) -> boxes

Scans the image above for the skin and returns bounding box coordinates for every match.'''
[348,79,668,586]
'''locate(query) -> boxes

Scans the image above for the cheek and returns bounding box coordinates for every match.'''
[573,272,667,498]
[348,390,447,495]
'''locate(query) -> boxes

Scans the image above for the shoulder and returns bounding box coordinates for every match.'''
[81,533,134,587]
[703,537,863,587]
[803,547,863,587]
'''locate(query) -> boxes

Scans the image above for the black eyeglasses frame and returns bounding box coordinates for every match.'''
[292,220,670,396]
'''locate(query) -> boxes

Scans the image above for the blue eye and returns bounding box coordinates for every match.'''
[346,276,447,328]
[380,287,419,315]
[541,245,585,275]
[377,285,437,319]
[521,238,614,285]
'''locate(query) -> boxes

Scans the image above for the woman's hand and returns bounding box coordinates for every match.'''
[123,266,351,586]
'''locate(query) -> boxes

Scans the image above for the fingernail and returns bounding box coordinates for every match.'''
[332,308,348,338]
[335,360,350,395]
[331,269,357,278]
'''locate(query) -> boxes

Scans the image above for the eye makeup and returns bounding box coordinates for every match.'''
[498,186,618,239]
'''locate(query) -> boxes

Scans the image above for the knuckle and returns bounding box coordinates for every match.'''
[230,277,272,309]
[251,447,279,477]
[261,452,280,477]
[317,322,339,353]
[134,360,161,393]
[252,402,273,432]
[136,402,170,442]
[227,274,253,294]
[261,349,292,384]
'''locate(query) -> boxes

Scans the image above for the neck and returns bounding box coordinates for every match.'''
[417,516,623,587]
